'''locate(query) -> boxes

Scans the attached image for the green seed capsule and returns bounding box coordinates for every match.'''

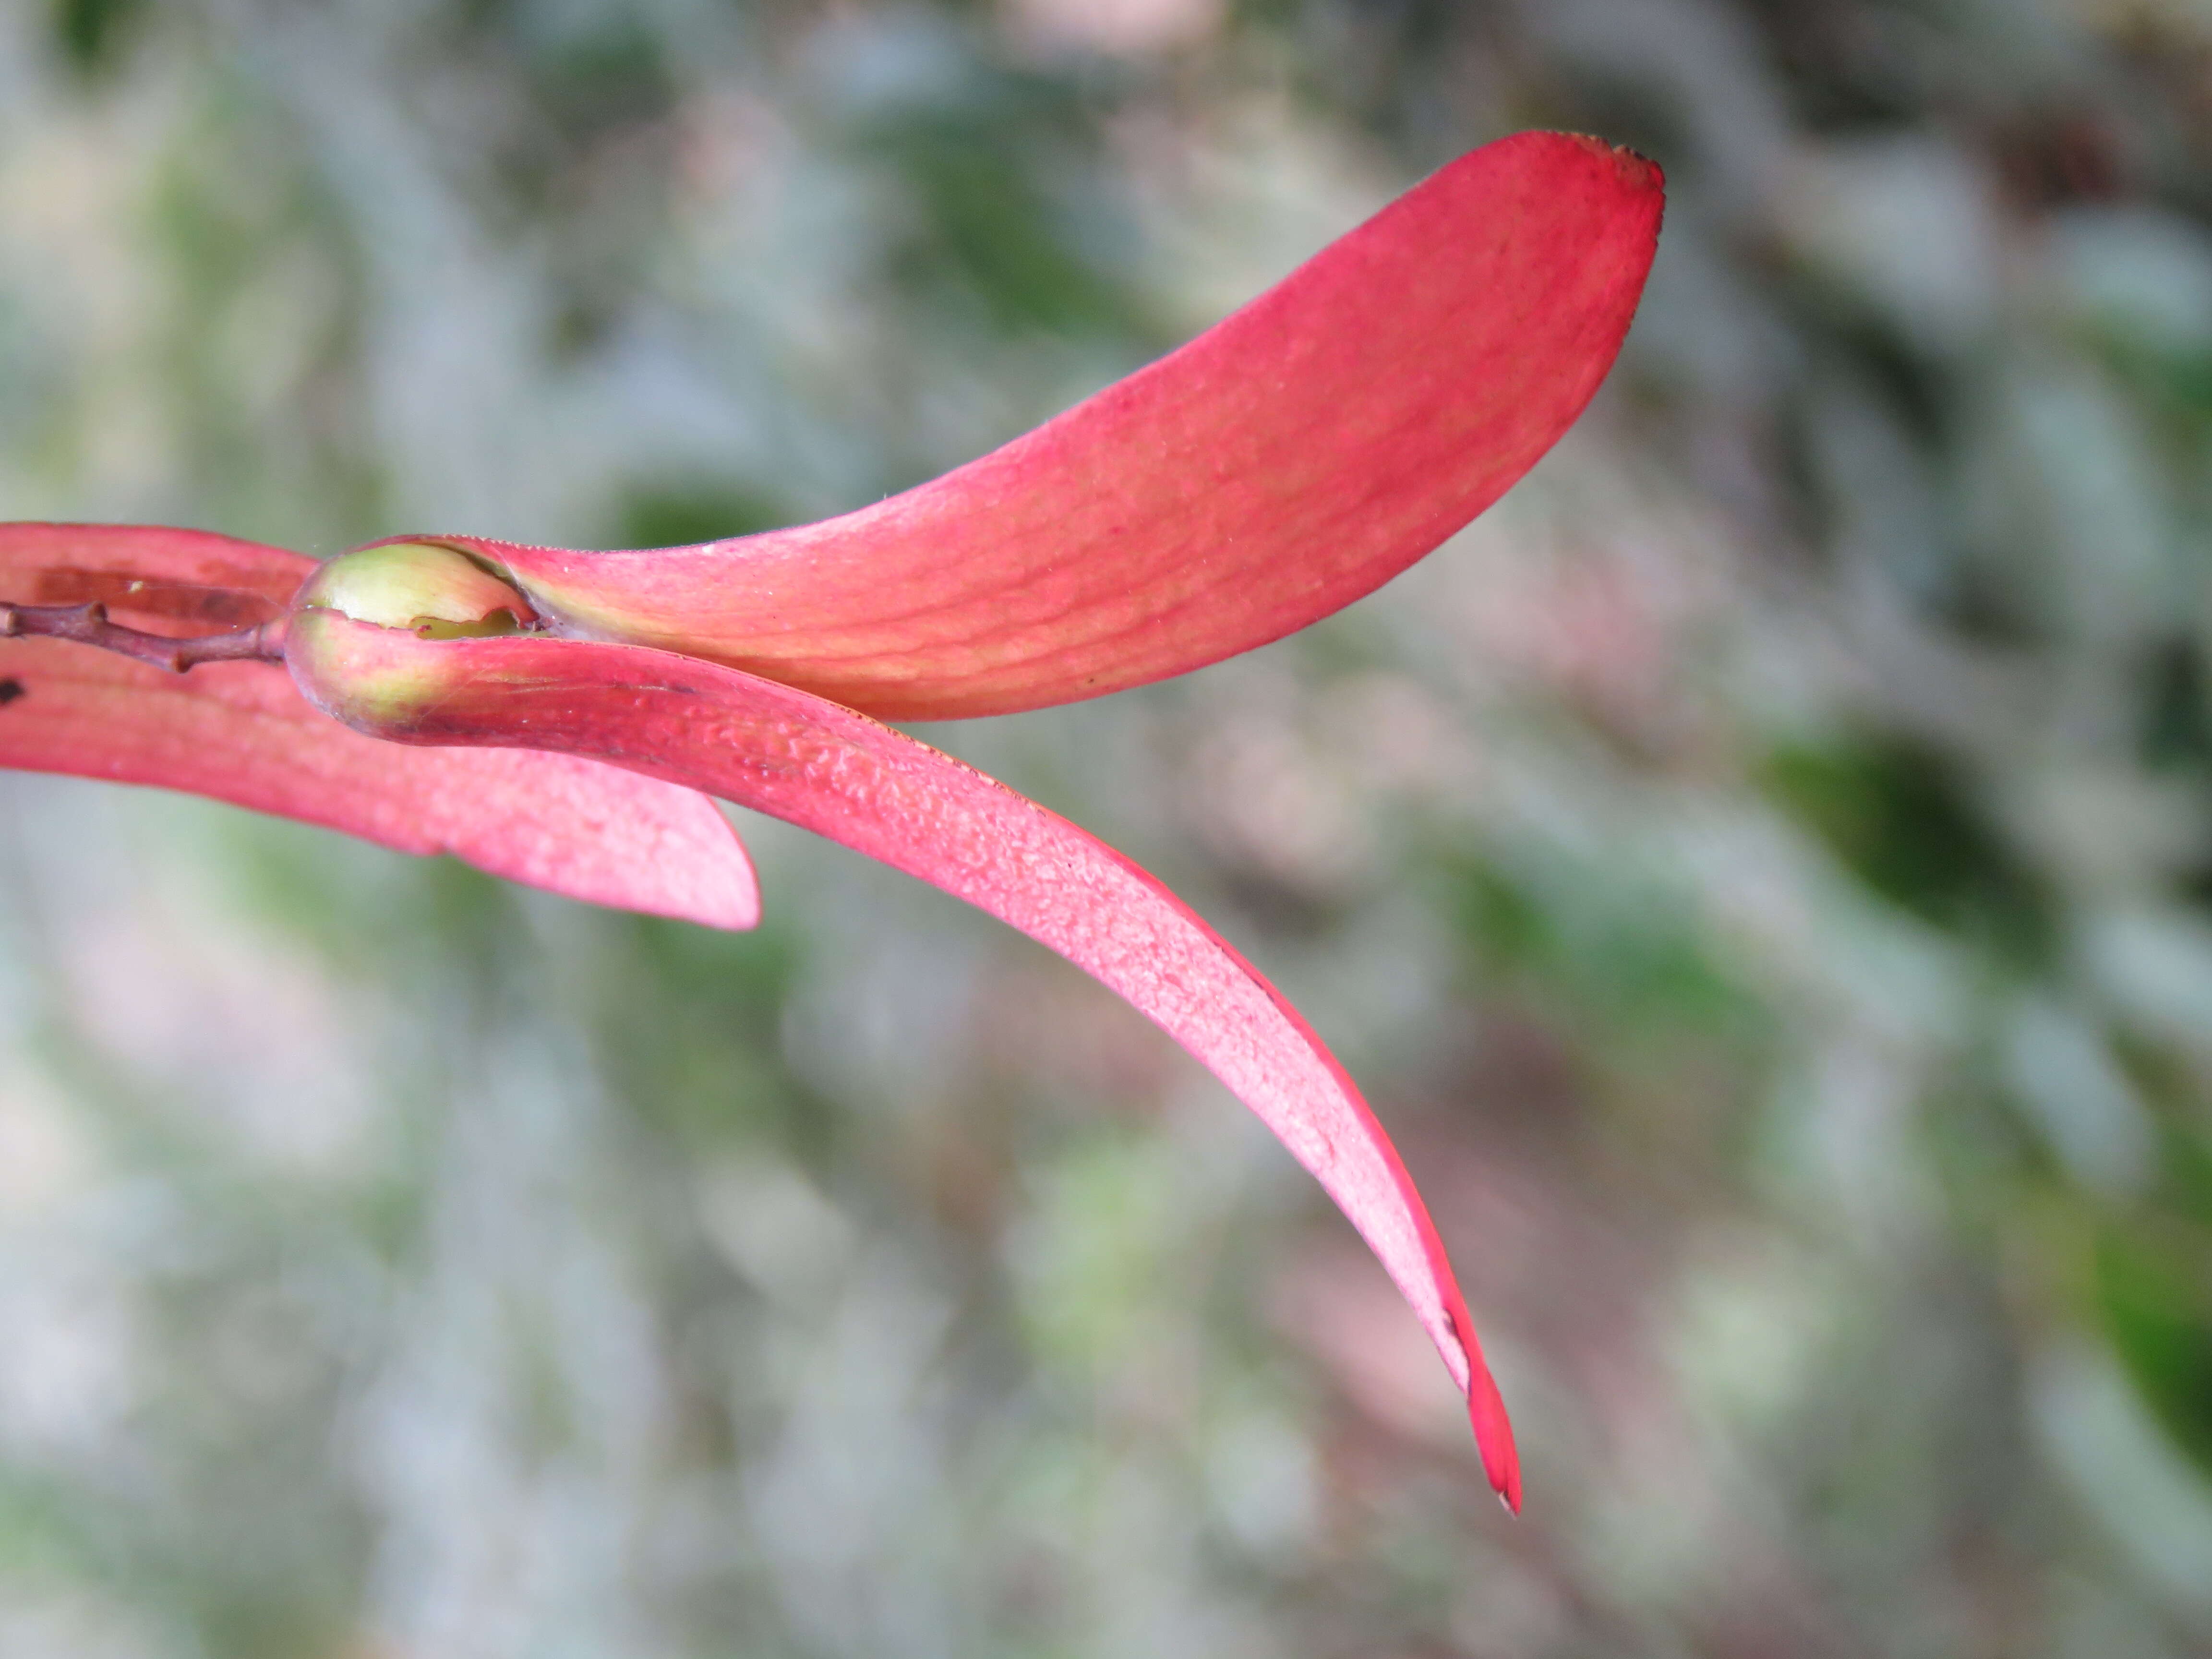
[291,541,535,636]
[287,541,536,736]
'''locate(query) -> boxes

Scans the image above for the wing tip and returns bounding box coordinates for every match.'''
[1468,1364,1525,1514]
[673,866,765,931]
[1506,128,1667,199]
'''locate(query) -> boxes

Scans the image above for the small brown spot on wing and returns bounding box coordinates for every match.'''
[0,678,25,705]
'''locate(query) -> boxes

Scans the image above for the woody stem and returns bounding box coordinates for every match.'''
[0,601,282,673]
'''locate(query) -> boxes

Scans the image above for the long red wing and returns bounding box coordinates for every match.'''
[289,614,1523,1505]
[0,523,759,929]
[461,132,1661,721]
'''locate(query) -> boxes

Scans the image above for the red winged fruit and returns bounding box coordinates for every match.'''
[0,131,1663,1510]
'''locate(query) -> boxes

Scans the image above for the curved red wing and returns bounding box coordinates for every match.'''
[465,132,1660,722]
[289,614,1523,1504]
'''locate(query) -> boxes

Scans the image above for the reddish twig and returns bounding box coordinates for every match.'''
[0,600,282,673]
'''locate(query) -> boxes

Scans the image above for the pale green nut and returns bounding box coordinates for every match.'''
[291,541,535,637]
[285,541,536,737]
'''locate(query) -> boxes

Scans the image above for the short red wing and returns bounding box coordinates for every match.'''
[0,519,314,619]
[1,523,759,929]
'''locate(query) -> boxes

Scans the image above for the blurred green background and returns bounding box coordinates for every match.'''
[4,0,2212,1652]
